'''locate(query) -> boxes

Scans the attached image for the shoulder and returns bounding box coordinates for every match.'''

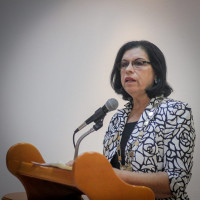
[161,97,192,112]
[160,98,194,126]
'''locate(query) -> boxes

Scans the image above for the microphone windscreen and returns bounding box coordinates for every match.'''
[105,98,118,111]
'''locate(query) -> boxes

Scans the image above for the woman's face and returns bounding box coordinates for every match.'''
[120,47,155,98]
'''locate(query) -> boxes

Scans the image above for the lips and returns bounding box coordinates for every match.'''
[125,77,136,83]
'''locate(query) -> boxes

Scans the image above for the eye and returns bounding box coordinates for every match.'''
[134,60,144,67]
[120,61,129,68]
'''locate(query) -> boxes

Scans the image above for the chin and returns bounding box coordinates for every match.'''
[126,89,147,98]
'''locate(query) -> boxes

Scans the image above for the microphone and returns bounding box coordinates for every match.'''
[74,98,118,133]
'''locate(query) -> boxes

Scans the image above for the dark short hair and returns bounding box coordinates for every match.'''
[110,40,173,101]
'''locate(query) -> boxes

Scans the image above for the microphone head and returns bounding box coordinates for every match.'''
[105,98,118,111]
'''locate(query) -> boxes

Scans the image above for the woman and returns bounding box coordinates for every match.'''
[103,40,195,199]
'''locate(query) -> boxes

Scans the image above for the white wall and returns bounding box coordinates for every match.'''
[0,0,199,199]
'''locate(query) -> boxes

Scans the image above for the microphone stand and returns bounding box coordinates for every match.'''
[73,118,103,160]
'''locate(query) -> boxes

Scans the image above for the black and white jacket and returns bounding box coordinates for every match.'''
[103,96,195,200]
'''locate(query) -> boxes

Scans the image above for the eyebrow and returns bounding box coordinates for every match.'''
[121,58,145,62]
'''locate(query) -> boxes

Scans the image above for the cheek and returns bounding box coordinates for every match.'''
[139,71,155,87]
[120,72,125,86]
[147,75,155,87]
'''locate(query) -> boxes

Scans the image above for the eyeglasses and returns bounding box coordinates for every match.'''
[118,59,151,70]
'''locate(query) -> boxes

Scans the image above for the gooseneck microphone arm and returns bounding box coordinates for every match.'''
[73,98,118,159]
[73,118,103,159]
[73,98,118,148]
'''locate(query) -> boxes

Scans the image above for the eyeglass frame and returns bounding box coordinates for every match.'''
[117,58,151,70]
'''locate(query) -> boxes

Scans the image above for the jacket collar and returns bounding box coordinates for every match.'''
[117,96,164,132]
[124,95,163,112]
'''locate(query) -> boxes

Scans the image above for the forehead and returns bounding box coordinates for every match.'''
[122,47,149,60]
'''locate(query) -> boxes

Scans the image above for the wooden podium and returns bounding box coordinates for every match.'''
[6,143,155,200]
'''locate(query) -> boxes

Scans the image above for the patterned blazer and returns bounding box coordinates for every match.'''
[103,96,195,200]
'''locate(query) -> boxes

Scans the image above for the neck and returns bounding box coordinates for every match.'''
[127,94,150,123]
[133,94,150,111]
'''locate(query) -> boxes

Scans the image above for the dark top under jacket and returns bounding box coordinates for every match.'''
[110,121,137,169]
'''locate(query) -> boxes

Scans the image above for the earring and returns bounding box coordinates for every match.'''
[154,77,158,84]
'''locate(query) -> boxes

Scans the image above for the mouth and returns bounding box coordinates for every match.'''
[125,77,136,83]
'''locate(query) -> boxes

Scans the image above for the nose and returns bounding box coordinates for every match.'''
[125,62,134,73]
